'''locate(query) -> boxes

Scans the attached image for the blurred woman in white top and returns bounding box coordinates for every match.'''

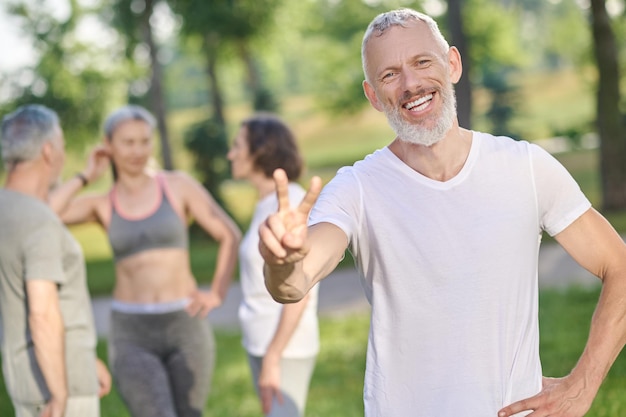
[228,113,319,417]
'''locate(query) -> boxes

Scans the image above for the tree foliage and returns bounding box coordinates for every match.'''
[104,0,175,169]
[301,0,414,115]
[2,0,625,209]
[183,117,230,206]
[173,0,284,109]
[171,0,284,201]
[301,0,528,123]
[0,0,111,150]
[173,0,280,40]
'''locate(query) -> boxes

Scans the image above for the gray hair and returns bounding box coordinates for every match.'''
[361,8,450,83]
[103,105,156,140]
[0,104,60,167]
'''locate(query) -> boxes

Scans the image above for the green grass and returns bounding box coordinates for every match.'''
[539,287,626,416]
[0,314,369,417]
[3,289,626,415]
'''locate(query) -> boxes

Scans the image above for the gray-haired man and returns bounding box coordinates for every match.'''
[259,8,626,417]
[0,105,110,417]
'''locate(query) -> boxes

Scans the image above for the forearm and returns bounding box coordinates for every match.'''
[263,232,344,303]
[29,308,68,402]
[498,211,626,417]
[209,232,240,301]
[48,174,86,215]
[571,268,626,390]
[261,220,348,303]
[264,261,312,303]
[265,293,312,361]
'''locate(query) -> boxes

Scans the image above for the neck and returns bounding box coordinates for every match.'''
[389,125,472,182]
[115,170,154,192]
[4,163,51,201]
[251,173,277,200]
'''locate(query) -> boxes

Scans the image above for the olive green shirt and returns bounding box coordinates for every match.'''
[0,189,98,403]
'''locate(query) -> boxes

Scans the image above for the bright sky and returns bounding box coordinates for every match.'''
[0,7,36,71]
[1,0,623,73]
[0,0,179,74]
[0,0,72,72]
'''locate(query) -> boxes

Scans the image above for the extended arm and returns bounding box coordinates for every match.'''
[499,208,626,417]
[259,169,348,303]
[27,280,67,417]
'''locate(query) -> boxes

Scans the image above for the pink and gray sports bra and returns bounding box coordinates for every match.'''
[108,174,188,262]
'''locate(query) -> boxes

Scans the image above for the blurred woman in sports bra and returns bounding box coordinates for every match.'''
[51,105,241,417]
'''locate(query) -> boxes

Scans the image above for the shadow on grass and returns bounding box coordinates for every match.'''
[540,286,626,416]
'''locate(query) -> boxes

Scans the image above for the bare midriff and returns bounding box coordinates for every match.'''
[112,248,197,303]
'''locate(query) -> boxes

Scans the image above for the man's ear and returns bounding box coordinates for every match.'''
[448,46,463,84]
[363,80,384,112]
[41,141,54,164]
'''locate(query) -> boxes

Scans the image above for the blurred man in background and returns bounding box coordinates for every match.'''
[0,104,110,417]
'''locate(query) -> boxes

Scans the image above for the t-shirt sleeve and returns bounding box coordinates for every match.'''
[530,144,591,236]
[308,166,360,244]
[22,216,65,284]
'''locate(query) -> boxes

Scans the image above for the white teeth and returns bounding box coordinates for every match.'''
[405,93,433,110]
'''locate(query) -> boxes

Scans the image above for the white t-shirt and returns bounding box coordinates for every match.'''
[238,182,320,358]
[309,132,591,417]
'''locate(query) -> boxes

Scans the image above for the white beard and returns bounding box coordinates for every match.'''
[383,83,457,147]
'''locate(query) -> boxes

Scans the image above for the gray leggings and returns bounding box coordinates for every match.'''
[109,309,215,417]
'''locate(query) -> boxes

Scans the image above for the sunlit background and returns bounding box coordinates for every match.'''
[2,2,626,416]
[1,0,625,221]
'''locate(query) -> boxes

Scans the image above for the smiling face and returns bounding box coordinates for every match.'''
[362,20,461,146]
[106,119,153,176]
[227,126,256,180]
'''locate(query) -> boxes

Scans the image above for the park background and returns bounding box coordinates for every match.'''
[1,0,626,415]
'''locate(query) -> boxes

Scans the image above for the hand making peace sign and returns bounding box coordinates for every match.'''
[258,168,322,266]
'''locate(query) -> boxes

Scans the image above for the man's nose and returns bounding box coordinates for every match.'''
[400,67,423,94]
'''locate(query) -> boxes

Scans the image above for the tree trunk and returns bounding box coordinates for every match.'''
[590,0,626,211]
[237,40,261,93]
[142,0,174,170]
[204,32,226,127]
[447,0,472,129]
[236,40,278,112]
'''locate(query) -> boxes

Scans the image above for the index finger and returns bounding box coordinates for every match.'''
[498,397,536,417]
[273,169,291,212]
[296,175,322,215]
